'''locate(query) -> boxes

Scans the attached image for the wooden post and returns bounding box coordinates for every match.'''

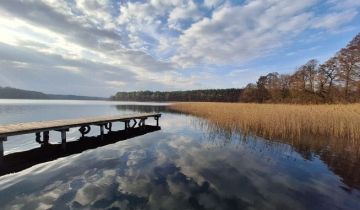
[105,122,112,133]
[143,118,147,126]
[124,120,130,130]
[43,131,50,146]
[0,137,6,157]
[35,132,41,144]
[100,125,104,140]
[139,118,146,127]
[155,116,159,127]
[56,129,69,150]
[61,130,67,150]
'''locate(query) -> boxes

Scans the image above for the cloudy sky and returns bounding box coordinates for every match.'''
[0,0,359,97]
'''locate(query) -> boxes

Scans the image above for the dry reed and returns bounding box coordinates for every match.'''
[170,102,360,142]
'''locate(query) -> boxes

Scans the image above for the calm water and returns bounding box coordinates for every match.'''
[0,99,359,210]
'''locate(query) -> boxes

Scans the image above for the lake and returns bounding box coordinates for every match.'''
[0,99,359,210]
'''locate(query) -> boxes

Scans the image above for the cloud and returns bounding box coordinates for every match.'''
[227,69,249,77]
[106,80,126,87]
[0,0,121,48]
[168,1,202,31]
[171,0,359,67]
[0,42,140,96]
[56,66,83,74]
[312,10,358,29]
[328,0,360,9]
[0,0,359,95]
[203,0,224,8]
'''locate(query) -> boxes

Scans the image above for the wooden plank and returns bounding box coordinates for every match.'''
[0,113,161,137]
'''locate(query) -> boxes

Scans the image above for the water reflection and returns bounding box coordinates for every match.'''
[194,119,360,191]
[115,104,183,114]
[1,129,359,210]
[0,100,359,210]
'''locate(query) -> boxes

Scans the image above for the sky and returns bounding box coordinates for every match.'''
[0,0,359,97]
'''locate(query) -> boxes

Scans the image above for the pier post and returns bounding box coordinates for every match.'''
[154,116,159,127]
[56,129,69,150]
[0,137,6,157]
[105,122,112,132]
[61,131,66,148]
[35,132,50,146]
[139,118,146,127]
[43,131,50,146]
[94,124,105,140]
[60,130,68,150]
[100,125,104,140]
[35,132,41,144]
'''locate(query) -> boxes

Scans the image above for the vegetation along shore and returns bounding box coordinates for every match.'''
[170,102,360,144]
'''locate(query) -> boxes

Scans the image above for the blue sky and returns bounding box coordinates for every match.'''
[0,0,359,97]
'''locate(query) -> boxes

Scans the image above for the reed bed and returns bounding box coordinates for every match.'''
[170,102,360,143]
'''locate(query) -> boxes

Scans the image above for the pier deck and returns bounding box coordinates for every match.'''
[0,113,161,156]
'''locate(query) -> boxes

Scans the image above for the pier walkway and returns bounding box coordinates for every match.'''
[0,113,161,156]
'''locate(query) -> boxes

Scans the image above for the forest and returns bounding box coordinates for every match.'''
[112,33,360,103]
[111,89,243,102]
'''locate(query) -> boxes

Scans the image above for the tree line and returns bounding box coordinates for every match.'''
[111,89,243,102]
[243,33,360,103]
[112,33,360,103]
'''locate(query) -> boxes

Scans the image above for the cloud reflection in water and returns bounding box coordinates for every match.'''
[0,113,359,210]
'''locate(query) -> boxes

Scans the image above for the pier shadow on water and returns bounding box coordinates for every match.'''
[0,125,161,176]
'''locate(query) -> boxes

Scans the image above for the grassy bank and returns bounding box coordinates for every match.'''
[170,102,360,142]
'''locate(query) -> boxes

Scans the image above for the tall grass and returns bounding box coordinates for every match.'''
[170,102,360,143]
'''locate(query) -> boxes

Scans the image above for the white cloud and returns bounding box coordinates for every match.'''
[328,0,360,10]
[312,10,358,29]
[56,65,83,74]
[76,0,115,28]
[172,0,317,66]
[203,0,223,8]
[227,69,249,77]
[171,0,359,67]
[106,80,126,87]
[168,1,202,30]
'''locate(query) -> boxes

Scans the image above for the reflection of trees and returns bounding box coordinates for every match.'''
[115,105,183,114]
[193,118,360,190]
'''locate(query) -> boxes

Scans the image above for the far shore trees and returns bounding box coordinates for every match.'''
[242,33,360,103]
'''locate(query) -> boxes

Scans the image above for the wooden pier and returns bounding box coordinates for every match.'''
[0,113,161,156]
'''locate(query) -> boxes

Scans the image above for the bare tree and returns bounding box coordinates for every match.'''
[291,59,318,93]
[279,74,292,100]
[337,47,360,100]
[303,59,318,93]
[317,57,339,101]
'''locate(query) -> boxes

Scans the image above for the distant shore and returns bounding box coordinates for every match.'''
[0,86,107,101]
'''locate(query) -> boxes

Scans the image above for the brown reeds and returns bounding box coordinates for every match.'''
[170,102,360,142]
[170,102,360,188]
